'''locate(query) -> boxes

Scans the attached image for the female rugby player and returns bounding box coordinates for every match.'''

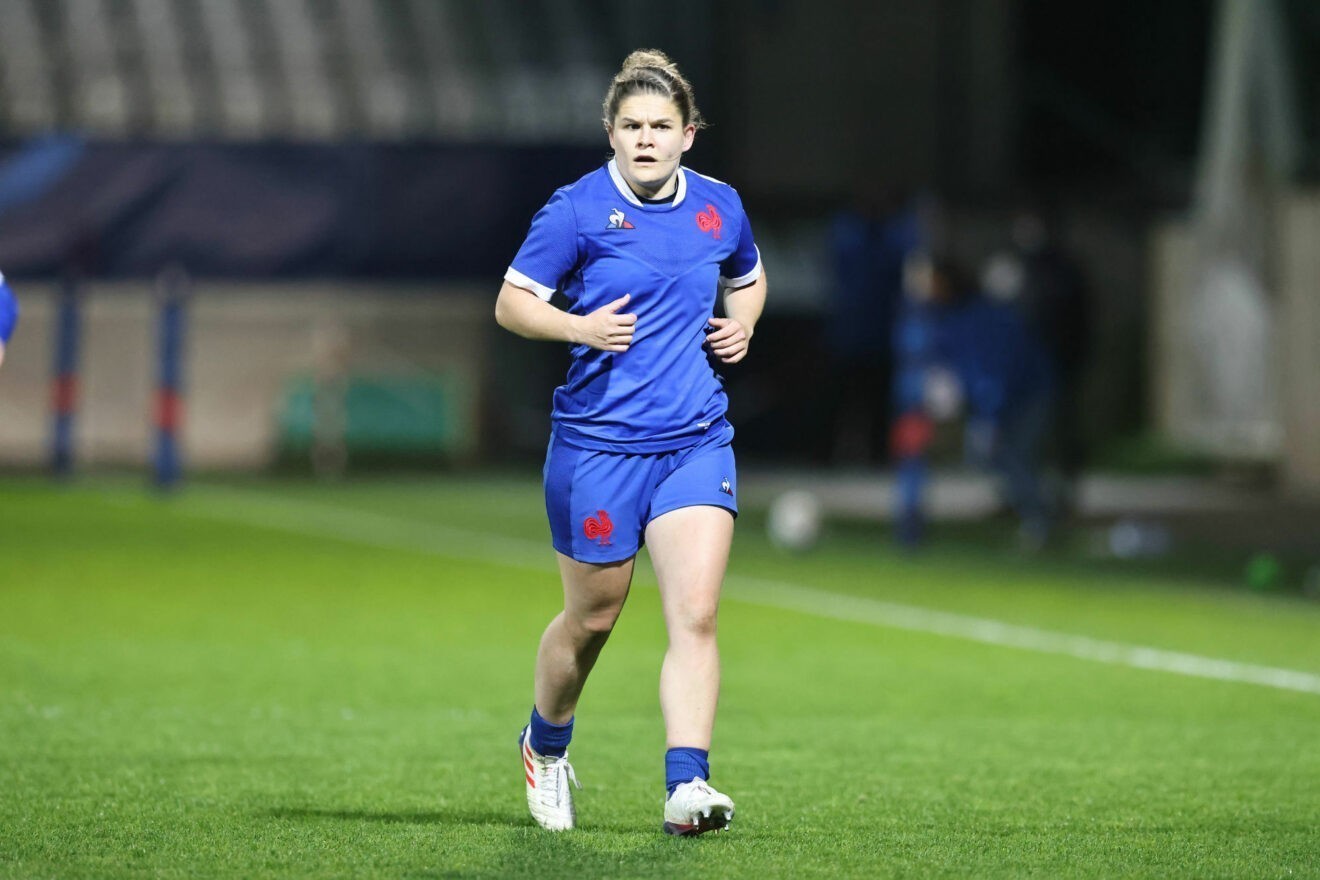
[495,49,766,836]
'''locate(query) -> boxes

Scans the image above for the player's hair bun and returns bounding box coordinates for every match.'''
[603,49,705,130]
[620,49,677,75]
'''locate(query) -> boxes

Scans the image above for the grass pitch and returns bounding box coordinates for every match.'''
[1,475,1318,879]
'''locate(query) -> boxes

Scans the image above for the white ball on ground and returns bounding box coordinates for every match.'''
[767,490,823,552]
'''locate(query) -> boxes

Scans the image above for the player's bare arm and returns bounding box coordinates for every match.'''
[707,270,767,364]
[495,281,637,352]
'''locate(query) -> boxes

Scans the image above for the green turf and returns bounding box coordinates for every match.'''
[1,476,1318,879]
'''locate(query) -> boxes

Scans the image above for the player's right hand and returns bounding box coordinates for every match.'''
[576,294,636,352]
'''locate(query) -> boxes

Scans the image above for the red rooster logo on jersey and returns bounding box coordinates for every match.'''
[695,204,722,239]
[583,510,613,545]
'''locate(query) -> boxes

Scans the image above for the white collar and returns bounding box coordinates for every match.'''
[608,158,686,208]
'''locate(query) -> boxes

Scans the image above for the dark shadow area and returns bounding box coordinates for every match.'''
[262,806,524,828]
[268,807,656,836]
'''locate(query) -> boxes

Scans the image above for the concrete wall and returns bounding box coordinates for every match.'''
[1148,220,1197,447]
[1278,195,1320,496]
[0,284,491,469]
[1150,190,1320,496]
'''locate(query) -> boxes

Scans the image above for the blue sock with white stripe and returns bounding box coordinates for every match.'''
[528,706,573,758]
[665,747,710,796]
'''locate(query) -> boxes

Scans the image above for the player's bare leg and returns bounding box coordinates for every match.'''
[646,505,736,834]
[521,554,634,831]
[647,507,730,747]
[534,553,635,721]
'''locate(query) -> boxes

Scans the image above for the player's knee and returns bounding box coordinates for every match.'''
[571,604,624,641]
[582,612,619,639]
[671,603,719,640]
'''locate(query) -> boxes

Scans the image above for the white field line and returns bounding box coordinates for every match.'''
[185,486,553,571]
[719,576,1320,695]
[184,486,1320,697]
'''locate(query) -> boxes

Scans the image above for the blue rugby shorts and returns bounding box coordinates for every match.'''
[543,423,738,564]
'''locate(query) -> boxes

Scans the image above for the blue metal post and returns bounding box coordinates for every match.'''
[153,268,188,489]
[50,277,80,478]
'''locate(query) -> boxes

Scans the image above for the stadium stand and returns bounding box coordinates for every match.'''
[66,0,132,135]
[129,0,198,135]
[0,0,624,143]
[0,0,58,131]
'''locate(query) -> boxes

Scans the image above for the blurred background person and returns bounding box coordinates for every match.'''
[945,253,1056,549]
[0,271,16,368]
[818,187,922,466]
[984,201,1093,516]
[890,252,943,547]
[894,251,1055,548]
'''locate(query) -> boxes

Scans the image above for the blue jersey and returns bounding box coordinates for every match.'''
[0,272,18,344]
[940,298,1053,421]
[506,159,761,453]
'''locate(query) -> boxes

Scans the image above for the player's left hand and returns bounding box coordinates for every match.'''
[705,317,751,364]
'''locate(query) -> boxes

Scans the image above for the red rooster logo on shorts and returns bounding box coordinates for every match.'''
[583,510,613,545]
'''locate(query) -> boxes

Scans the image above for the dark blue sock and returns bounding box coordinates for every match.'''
[528,706,573,758]
[665,747,710,795]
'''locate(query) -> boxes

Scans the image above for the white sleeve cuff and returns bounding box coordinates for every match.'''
[719,249,762,289]
[504,267,556,301]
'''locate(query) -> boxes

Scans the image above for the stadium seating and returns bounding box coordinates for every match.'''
[0,0,633,142]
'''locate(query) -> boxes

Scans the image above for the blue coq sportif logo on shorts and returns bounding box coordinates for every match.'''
[720,478,732,495]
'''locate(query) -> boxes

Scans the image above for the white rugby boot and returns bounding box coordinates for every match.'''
[519,726,579,831]
[662,778,735,836]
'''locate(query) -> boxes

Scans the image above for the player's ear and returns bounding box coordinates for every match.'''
[682,124,696,152]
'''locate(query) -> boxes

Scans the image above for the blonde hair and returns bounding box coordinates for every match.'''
[602,49,705,130]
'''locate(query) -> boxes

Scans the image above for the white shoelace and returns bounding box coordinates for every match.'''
[537,755,580,808]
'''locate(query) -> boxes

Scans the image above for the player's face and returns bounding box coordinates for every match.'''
[607,94,695,199]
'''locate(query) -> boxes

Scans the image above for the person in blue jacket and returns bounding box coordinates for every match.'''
[0,271,19,368]
[893,253,1054,547]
